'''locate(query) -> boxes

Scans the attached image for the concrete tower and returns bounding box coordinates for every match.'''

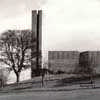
[31,10,42,78]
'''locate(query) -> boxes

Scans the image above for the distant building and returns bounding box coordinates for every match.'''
[48,51,80,73]
[0,68,10,87]
[79,51,100,74]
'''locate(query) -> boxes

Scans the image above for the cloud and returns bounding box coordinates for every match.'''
[0,0,45,18]
[0,0,45,32]
[0,0,100,51]
[42,0,100,51]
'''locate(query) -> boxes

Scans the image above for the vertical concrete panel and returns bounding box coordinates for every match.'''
[32,10,37,39]
[31,10,37,78]
[31,10,42,78]
[38,10,42,52]
[38,10,42,69]
[37,10,42,70]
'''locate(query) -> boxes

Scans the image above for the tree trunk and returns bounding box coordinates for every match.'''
[16,73,20,83]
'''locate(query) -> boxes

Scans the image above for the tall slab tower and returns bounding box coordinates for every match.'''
[31,10,42,78]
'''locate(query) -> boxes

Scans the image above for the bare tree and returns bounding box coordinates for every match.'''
[0,30,35,83]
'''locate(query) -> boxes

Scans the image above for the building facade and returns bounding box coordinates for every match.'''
[79,51,100,74]
[48,51,80,73]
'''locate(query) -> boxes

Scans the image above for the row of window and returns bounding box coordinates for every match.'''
[48,51,79,59]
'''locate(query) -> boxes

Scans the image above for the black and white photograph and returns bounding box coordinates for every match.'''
[0,0,100,100]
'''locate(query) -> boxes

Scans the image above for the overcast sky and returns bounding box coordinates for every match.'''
[0,0,100,52]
